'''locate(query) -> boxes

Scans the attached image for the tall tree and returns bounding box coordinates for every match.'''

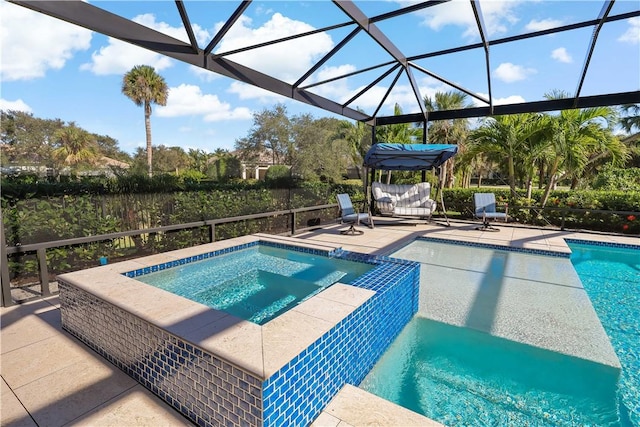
[122,65,168,177]
[0,110,64,165]
[539,106,626,206]
[235,104,292,166]
[291,115,350,182]
[468,113,542,197]
[375,104,421,183]
[187,148,215,174]
[130,145,190,175]
[93,134,131,163]
[52,124,99,167]
[619,103,640,133]
[336,110,370,180]
[375,103,421,144]
[423,91,471,187]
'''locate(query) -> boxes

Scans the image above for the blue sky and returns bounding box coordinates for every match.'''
[1,0,639,155]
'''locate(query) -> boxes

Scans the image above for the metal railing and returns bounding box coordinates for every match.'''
[503,205,639,231]
[2,202,637,307]
[1,204,337,307]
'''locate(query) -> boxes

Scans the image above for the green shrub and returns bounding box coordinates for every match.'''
[441,188,639,234]
[591,166,640,191]
[264,165,292,187]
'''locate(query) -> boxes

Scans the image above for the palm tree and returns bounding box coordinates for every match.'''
[376,103,421,144]
[539,106,626,206]
[52,124,98,167]
[375,103,421,183]
[424,91,471,187]
[122,65,168,177]
[467,114,542,197]
[619,104,640,133]
[337,118,370,180]
[538,90,626,206]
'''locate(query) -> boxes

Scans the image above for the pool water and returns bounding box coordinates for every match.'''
[361,317,621,426]
[137,245,373,324]
[568,242,640,426]
[361,238,639,427]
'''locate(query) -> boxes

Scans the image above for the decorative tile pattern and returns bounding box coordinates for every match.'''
[564,238,640,250]
[261,255,419,426]
[59,280,262,427]
[61,242,419,427]
[123,240,341,279]
[417,236,571,258]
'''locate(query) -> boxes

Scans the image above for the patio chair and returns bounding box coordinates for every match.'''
[336,193,374,235]
[473,193,508,231]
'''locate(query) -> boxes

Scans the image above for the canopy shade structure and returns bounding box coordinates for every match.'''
[363,143,458,171]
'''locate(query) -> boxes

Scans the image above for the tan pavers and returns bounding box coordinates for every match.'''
[1,332,91,389]
[292,291,361,324]
[262,309,334,377]
[66,385,192,426]
[1,378,37,427]
[1,222,635,426]
[183,314,265,378]
[1,301,62,354]
[11,359,136,427]
[317,384,444,427]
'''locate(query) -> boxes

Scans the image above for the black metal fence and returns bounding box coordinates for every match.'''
[0,204,337,307]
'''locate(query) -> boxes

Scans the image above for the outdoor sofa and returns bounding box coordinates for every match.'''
[371,182,436,219]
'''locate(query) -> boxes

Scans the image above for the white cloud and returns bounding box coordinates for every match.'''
[0,2,92,81]
[0,98,33,113]
[344,76,450,116]
[81,14,211,75]
[411,0,520,39]
[493,95,526,105]
[494,62,537,83]
[551,47,572,63]
[156,84,253,122]
[618,17,640,44]
[525,19,563,32]
[189,65,222,82]
[306,64,357,100]
[473,93,526,107]
[228,81,289,103]
[215,13,334,84]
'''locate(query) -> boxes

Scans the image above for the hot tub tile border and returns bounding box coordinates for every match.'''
[123,240,349,279]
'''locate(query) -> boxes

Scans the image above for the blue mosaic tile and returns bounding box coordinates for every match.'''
[261,253,419,427]
[416,236,571,258]
[564,238,640,250]
[121,239,351,278]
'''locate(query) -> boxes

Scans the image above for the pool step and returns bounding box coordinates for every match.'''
[311,384,444,427]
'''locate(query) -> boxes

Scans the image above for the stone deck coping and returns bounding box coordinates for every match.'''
[311,384,445,427]
[56,235,375,380]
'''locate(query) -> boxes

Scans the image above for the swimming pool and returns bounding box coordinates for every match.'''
[135,244,374,324]
[567,241,640,426]
[360,237,627,426]
[361,317,620,426]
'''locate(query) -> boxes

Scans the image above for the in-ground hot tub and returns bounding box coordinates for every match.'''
[57,234,420,426]
[134,243,374,325]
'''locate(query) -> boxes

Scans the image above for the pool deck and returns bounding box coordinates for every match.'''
[2,219,638,426]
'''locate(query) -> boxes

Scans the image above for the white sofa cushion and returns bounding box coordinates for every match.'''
[371,182,436,217]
